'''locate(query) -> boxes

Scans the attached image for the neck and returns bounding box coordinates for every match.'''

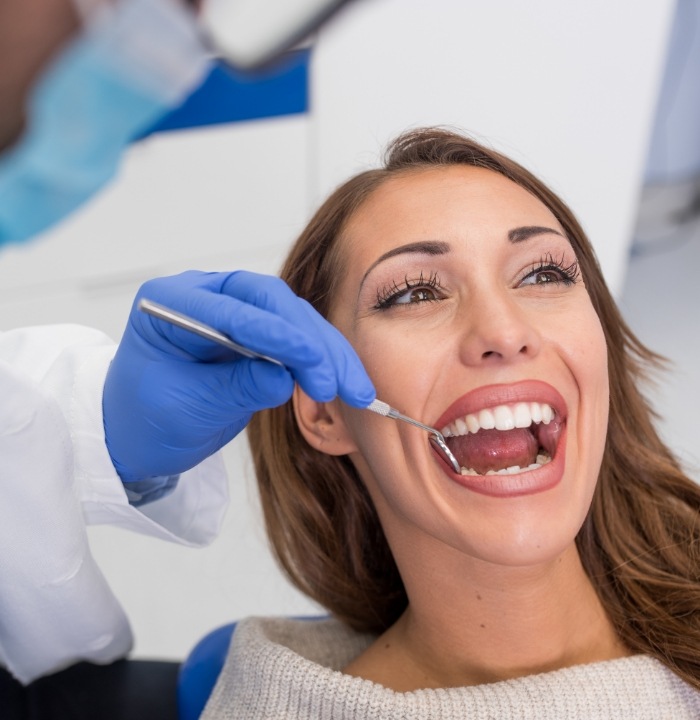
[344,543,630,691]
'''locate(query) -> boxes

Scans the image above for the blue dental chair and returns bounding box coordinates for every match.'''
[177,622,237,720]
[177,615,327,719]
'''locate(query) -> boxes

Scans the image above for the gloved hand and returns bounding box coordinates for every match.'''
[103,270,375,482]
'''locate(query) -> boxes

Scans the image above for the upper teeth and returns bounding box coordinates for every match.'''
[441,402,554,437]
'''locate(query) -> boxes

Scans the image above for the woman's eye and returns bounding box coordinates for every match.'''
[520,269,564,286]
[375,272,444,310]
[519,257,580,288]
[394,286,439,304]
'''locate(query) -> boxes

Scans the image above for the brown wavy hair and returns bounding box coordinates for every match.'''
[248,127,700,690]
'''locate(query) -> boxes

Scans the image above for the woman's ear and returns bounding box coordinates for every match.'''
[293,386,359,456]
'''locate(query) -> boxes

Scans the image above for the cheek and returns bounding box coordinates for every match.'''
[329,310,416,476]
[557,303,610,463]
[337,326,445,497]
[348,325,440,409]
[575,307,609,415]
[549,294,609,396]
[338,402,417,521]
[587,317,610,462]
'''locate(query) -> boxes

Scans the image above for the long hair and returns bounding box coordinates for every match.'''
[248,127,700,689]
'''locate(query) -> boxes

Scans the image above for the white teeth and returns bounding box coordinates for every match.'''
[478,408,495,430]
[466,414,480,434]
[458,451,552,478]
[493,405,515,431]
[514,403,531,428]
[454,417,468,435]
[442,402,556,437]
[460,467,479,476]
[541,404,553,424]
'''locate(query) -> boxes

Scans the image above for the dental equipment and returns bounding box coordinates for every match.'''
[138,298,461,472]
[365,400,461,473]
[138,298,285,366]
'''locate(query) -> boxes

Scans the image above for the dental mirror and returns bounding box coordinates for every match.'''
[366,400,461,474]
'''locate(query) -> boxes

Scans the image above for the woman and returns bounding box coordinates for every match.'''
[204,128,700,718]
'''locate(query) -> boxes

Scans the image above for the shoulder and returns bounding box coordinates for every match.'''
[233,616,375,671]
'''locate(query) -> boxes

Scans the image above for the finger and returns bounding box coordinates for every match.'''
[136,273,324,368]
[292,299,375,407]
[222,272,375,406]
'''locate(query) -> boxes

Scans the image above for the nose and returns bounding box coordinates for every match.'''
[457,291,541,366]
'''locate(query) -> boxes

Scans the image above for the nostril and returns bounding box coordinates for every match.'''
[481,344,528,360]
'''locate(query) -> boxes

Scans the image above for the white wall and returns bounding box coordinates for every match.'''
[0,0,679,661]
[312,0,675,295]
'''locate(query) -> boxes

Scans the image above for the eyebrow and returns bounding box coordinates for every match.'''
[359,226,567,290]
[508,225,565,243]
[359,240,450,289]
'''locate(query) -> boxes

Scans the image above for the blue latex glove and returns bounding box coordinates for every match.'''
[103,270,375,482]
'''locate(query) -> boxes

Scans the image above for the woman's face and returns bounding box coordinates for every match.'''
[325,166,609,568]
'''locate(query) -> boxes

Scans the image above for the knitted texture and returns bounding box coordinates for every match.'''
[202,617,700,719]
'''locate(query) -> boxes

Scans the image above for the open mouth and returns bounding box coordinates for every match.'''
[441,402,564,476]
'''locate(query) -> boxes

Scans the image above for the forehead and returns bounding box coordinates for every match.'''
[341,165,561,259]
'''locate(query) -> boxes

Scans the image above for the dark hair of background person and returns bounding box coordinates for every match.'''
[248,127,700,691]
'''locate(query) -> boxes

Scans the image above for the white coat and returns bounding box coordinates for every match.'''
[0,324,229,684]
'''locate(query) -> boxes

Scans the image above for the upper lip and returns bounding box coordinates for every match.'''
[433,380,568,431]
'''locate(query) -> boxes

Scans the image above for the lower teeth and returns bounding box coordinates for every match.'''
[460,452,551,477]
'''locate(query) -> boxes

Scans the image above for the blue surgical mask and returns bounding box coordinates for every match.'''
[0,0,212,246]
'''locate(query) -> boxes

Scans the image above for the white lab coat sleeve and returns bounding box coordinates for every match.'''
[0,324,229,684]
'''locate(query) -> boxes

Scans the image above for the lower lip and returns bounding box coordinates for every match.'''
[436,425,568,498]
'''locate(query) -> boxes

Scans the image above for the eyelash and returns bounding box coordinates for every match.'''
[373,254,580,311]
[374,271,443,310]
[519,253,581,286]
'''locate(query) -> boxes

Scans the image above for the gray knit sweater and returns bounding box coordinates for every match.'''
[201,616,700,719]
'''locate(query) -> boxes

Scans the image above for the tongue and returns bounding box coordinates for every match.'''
[446,428,539,474]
